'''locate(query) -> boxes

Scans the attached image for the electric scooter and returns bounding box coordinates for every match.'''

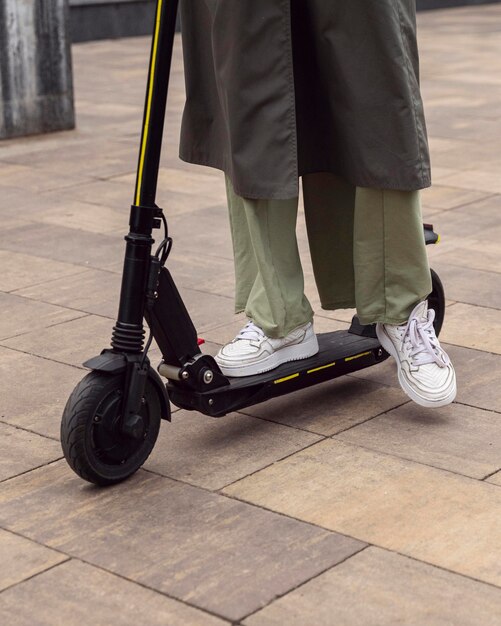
[60,0,445,485]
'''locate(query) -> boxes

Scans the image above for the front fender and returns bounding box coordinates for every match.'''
[83,350,171,421]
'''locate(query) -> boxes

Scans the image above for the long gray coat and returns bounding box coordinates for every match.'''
[179,0,431,199]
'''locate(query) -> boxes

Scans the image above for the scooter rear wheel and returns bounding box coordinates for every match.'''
[61,370,161,486]
[428,268,446,337]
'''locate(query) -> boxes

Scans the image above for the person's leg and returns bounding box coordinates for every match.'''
[302,173,357,311]
[218,176,318,377]
[354,188,432,325]
[225,175,314,338]
[225,176,259,314]
[353,186,455,407]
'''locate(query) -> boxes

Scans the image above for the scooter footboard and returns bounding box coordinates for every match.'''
[144,266,201,366]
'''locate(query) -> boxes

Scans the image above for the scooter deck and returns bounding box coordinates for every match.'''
[167,328,389,417]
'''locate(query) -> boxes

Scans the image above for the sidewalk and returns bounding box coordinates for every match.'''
[0,5,500,624]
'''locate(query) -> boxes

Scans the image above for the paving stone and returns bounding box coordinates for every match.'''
[111,167,226,205]
[0,347,83,439]
[430,237,501,274]
[0,293,85,341]
[240,376,406,437]
[430,262,501,309]
[426,194,501,242]
[166,253,235,299]
[427,138,501,171]
[0,251,85,293]
[0,130,81,161]
[420,184,490,211]
[0,223,125,272]
[1,315,114,368]
[0,559,227,626]
[244,547,501,626]
[64,179,136,212]
[487,471,501,487]
[440,346,501,413]
[429,166,465,183]
[144,410,321,489]
[177,286,236,332]
[224,439,501,586]
[312,307,357,324]
[200,314,257,345]
[352,343,501,413]
[5,140,137,181]
[438,169,501,194]
[0,530,67,593]
[165,204,233,261]
[199,340,221,358]
[335,401,501,479]
[0,184,97,223]
[429,116,501,145]
[310,315,354,334]
[9,258,233,330]
[16,269,122,318]
[0,213,32,230]
[0,463,364,622]
[66,178,222,216]
[33,201,130,235]
[0,304,207,376]
[0,423,62,482]
[437,303,501,354]
[421,205,446,220]
[0,163,91,193]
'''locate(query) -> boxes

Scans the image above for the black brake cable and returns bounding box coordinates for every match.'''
[154,212,173,265]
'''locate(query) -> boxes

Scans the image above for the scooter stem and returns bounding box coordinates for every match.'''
[111,0,179,354]
[135,0,179,209]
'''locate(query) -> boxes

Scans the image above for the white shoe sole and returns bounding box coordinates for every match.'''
[376,324,457,408]
[217,333,319,378]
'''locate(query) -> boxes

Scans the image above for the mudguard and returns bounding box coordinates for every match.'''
[83,350,171,421]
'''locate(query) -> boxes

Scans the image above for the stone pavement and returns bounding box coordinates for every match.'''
[0,5,501,624]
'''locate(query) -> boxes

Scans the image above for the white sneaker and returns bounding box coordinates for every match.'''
[376,300,456,408]
[215,320,319,377]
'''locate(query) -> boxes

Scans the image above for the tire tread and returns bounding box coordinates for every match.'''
[61,372,113,485]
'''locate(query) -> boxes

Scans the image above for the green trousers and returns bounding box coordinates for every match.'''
[225,173,432,339]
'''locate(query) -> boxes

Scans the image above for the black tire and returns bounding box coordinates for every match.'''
[61,370,161,486]
[428,268,445,337]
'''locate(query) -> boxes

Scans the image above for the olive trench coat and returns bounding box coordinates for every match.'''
[179,0,431,200]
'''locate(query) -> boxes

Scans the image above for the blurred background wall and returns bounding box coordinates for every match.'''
[0,0,75,139]
[69,0,501,43]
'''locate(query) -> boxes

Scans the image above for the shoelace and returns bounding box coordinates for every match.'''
[399,309,450,368]
[235,321,266,342]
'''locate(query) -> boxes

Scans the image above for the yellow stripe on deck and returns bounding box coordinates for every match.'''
[307,362,336,374]
[274,373,300,384]
[344,351,372,362]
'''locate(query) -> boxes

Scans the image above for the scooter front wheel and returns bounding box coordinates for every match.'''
[61,371,161,486]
